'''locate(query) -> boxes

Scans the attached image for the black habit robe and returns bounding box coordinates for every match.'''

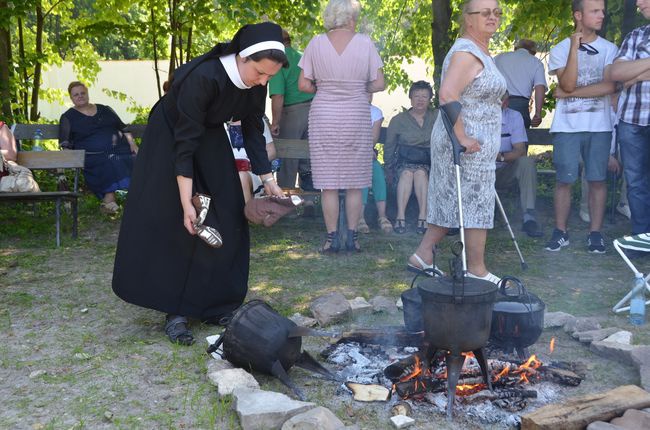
[112,45,271,320]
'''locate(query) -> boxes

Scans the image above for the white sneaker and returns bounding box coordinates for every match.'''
[616,202,631,219]
[466,271,501,285]
[579,208,591,223]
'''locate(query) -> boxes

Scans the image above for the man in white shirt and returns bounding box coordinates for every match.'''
[545,0,619,254]
[496,94,541,237]
[495,39,547,129]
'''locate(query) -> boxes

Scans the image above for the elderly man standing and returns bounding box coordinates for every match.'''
[610,0,650,237]
[269,29,315,191]
[495,39,547,129]
[496,93,542,237]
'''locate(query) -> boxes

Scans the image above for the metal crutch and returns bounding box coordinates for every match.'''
[494,192,528,270]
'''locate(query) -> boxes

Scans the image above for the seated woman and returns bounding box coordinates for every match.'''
[58,81,138,214]
[0,121,17,162]
[384,81,437,234]
[227,117,277,203]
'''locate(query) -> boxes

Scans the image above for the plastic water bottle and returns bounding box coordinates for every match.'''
[32,128,44,151]
[629,274,646,326]
[271,158,281,173]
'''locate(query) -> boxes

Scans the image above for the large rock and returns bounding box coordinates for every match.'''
[565,317,601,334]
[370,296,399,314]
[632,347,650,391]
[544,311,576,328]
[310,293,352,326]
[232,388,316,430]
[208,368,259,396]
[609,408,650,429]
[590,341,636,366]
[289,313,318,328]
[603,331,633,345]
[207,357,234,374]
[390,415,415,429]
[574,327,620,343]
[586,422,625,430]
[281,406,346,430]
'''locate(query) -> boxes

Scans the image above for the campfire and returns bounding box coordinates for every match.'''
[323,332,585,424]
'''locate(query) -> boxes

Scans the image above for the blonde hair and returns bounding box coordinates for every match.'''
[323,0,361,31]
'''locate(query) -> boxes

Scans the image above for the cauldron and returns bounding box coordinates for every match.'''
[490,276,545,352]
[417,276,498,353]
[401,288,423,332]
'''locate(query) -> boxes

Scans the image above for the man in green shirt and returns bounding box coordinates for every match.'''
[269,30,314,190]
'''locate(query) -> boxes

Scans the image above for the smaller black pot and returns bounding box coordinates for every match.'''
[401,288,423,332]
[490,276,545,350]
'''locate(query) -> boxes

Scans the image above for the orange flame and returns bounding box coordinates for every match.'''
[493,366,510,382]
[550,337,556,354]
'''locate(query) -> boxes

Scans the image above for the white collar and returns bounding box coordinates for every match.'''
[219,54,250,90]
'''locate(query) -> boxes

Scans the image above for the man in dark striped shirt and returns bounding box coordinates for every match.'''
[610,1,650,235]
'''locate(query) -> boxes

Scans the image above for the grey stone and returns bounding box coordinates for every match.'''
[396,297,403,310]
[639,365,650,392]
[370,296,399,314]
[281,406,345,430]
[208,368,259,396]
[207,357,234,373]
[590,340,636,366]
[390,415,415,429]
[565,317,601,334]
[574,327,620,343]
[603,331,633,345]
[544,311,576,328]
[610,408,650,429]
[289,313,318,328]
[29,370,47,379]
[348,297,373,316]
[310,293,352,326]
[631,346,650,368]
[232,388,316,430]
[586,422,625,430]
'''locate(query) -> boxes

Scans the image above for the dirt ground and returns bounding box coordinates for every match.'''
[0,194,647,429]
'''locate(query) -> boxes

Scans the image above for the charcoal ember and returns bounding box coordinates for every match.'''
[494,397,528,412]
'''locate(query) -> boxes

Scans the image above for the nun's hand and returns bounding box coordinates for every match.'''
[182,204,198,236]
[262,176,284,197]
[459,136,481,154]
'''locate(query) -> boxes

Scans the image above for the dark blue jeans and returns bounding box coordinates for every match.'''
[618,121,650,234]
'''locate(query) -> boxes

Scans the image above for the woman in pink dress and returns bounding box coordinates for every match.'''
[298,0,384,253]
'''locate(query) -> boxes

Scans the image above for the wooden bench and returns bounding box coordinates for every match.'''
[0,150,85,247]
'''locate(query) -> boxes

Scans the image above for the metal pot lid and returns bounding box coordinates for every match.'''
[417,276,498,304]
[493,291,546,314]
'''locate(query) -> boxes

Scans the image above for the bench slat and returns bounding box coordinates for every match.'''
[0,191,81,200]
[16,150,85,169]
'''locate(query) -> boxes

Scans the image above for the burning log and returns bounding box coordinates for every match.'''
[345,382,391,402]
[521,385,650,430]
[464,388,538,404]
[394,377,445,398]
[538,366,582,386]
[337,327,424,347]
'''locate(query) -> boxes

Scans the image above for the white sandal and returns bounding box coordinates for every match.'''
[466,271,501,285]
[407,253,443,277]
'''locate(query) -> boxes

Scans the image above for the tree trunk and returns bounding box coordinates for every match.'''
[185,25,192,63]
[18,17,28,120]
[621,0,638,37]
[0,0,13,121]
[431,0,453,98]
[167,0,178,78]
[29,2,44,121]
[151,6,162,98]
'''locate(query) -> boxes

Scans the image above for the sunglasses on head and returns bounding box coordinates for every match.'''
[578,43,599,55]
[467,7,503,18]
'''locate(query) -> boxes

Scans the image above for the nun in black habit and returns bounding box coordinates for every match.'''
[112,22,288,346]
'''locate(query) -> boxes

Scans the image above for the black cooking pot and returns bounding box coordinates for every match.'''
[417,276,498,353]
[401,288,423,332]
[490,276,545,350]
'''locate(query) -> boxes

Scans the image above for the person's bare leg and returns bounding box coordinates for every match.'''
[409,224,448,267]
[588,180,606,232]
[414,169,428,220]
[345,189,362,230]
[465,228,488,276]
[239,172,253,203]
[103,192,116,204]
[396,170,414,220]
[554,183,572,231]
[376,200,387,219]
[321,189,339,233]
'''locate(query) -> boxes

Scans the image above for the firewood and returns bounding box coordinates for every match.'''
[345,382,391,402]
[337,327,424,347]
[539,366,582,386]
[521,385,650,430]
[391,402,412,417]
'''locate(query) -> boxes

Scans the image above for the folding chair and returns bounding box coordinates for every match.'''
[612,233,650,313]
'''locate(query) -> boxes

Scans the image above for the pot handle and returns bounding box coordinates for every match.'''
[498,276,527,297]
[206,332,225,356]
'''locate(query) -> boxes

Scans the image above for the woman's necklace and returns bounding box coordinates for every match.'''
[465,33,490,55]
[329,27,351,33]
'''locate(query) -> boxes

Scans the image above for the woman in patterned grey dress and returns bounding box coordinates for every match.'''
[407,0,506,283]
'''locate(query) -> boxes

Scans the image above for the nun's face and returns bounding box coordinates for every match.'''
[238,57,283,87]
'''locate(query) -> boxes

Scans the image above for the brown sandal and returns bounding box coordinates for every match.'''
[378,216,393,233]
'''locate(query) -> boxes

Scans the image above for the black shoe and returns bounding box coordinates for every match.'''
[522,220,543,238]
[447,228,460,236]
[320,231,340,254]
[544,228,569,251]
[587,231,606,254]
[165,315,195,346]
[345,229,361,253]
